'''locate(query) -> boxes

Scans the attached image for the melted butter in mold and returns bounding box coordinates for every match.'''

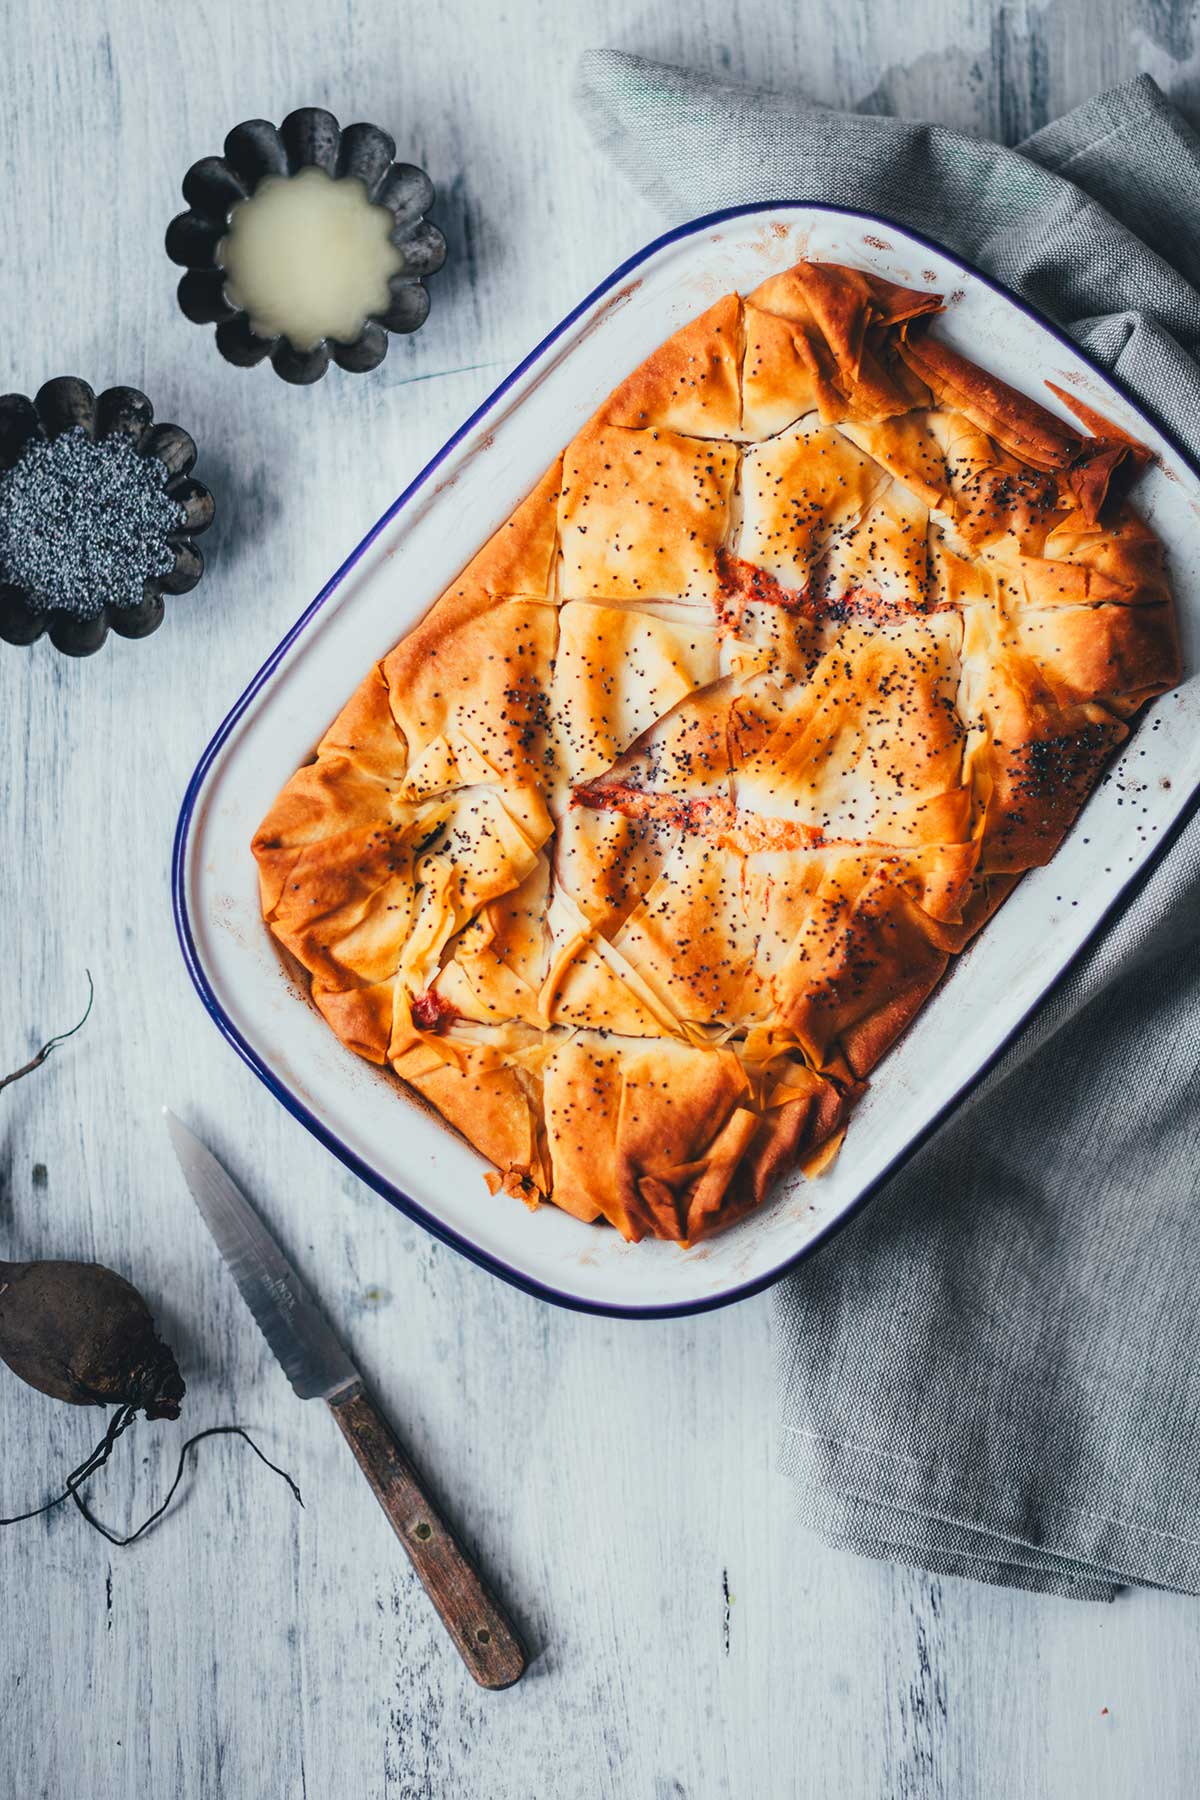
[217,166,404,353]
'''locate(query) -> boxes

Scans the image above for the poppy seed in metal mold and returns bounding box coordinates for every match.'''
[0,379,214,657]
[0,429,185,618]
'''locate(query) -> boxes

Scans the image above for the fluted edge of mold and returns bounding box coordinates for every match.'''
[166,108,447,385]
[0,379,214,657]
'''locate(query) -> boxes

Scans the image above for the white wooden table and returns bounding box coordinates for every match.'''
[3,3,1198,1794]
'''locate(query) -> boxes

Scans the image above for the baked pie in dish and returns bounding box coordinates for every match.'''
[253,256,1180,1247]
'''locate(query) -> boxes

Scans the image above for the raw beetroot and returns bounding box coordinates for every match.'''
[0,1260,184,1419]
[1,980,300,1543]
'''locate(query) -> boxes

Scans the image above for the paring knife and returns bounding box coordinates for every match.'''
[164,1109,526,1691]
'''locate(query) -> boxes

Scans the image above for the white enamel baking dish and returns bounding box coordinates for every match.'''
[174,202,1200,1317]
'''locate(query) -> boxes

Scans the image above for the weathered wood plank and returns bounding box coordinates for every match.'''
[2,0,1199,1795]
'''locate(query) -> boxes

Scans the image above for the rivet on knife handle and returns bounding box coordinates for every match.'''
[328,1380,527,1689]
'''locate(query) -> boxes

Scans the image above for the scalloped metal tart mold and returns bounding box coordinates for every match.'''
[0,378,214,657]
[166,108,448,385]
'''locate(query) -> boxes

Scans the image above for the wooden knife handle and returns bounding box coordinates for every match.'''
[327,1380,526,1690]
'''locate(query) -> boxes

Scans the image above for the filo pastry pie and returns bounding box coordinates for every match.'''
[253,257,1181,1246]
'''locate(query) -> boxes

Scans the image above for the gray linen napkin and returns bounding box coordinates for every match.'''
[576,51,1200,1599]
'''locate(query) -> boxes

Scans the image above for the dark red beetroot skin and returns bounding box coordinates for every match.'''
[0,1261,185,1420]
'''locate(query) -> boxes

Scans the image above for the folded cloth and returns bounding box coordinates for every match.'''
[577,51,1200,1599]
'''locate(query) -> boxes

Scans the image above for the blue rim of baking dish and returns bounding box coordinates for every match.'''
[173,198,1200,1320]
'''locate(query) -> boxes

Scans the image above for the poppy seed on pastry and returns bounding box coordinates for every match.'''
[253,256,1181,1245]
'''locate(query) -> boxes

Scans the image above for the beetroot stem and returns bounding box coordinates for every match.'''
[0,972,94,1094]
[0,1402,137,1524]
[0,1408,303,1543]
[70,1423,304,1546]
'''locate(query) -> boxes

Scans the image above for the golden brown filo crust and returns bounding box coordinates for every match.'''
[558,425,738,604]
[597,293,744,438]
[253,255,1181,1247]
[541,1036,851,1243]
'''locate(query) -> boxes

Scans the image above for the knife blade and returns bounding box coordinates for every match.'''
[163,1109,527,1690]
[164,1109,358,1401]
